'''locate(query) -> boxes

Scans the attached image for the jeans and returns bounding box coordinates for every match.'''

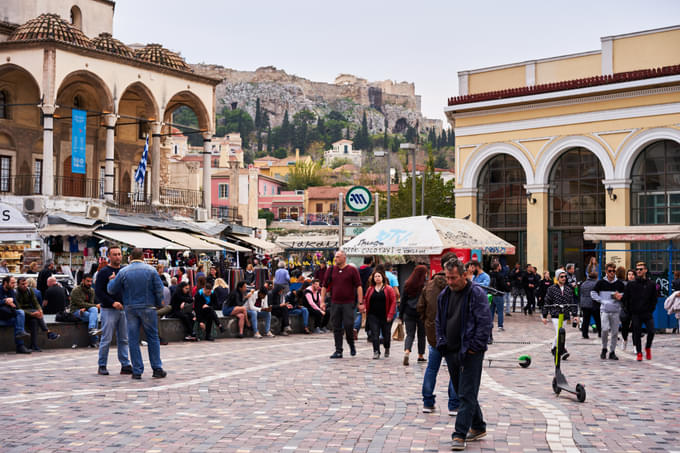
[632,312,655,353]
[289,307,309,327]
[444,350,486,439]
[125,306,162,375]
[0,309,26,346]
[73,306,99,330]
[353,308,362,331]
[503,293,511,314]
[404,313,425,355]
[490,296,504,328]
[422,345,459,410]
[98,308,131,368]
[367,313,392,353]
[330,303,355,353]
[248,310,271,334]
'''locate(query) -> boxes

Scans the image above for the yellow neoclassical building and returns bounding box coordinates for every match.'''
[446,25,680,276]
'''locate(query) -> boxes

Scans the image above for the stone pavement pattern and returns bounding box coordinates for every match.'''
[0,315,679,452]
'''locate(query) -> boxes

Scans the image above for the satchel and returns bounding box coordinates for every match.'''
[392,319,405,341]
[0,304,17,320]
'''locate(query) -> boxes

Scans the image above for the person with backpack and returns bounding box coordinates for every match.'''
[489,261,510,332]
[400,265,428,365]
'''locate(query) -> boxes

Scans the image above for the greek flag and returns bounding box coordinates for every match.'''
[134,136,149,185]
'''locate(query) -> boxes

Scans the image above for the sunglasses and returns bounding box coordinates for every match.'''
[558,275,567,278]
[636,268,645,271]
[606,269,615,273]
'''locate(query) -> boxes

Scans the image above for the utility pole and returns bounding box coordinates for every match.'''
[421,168,425,215]
[400,143,417,217]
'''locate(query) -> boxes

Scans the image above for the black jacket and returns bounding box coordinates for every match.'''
[170,290,193,313]
[489,271,510,293]
[94,265,123,309]
[43,284,67,314]
[542,284,578,320]
[623,277,657,314]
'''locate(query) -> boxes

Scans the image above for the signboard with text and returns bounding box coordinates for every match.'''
[71,108,87,174]
[345,186,372,212]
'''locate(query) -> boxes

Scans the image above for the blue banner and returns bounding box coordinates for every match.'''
[71,108,87,174]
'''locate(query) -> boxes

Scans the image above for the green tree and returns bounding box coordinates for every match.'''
[254,98,262,130]
[216,108,254,148]
[172,106,203,147]
[258,208,275,226]
[280,110,292,149]
[353,111,371,151]
[293,109,315,153]
[273,148,287,159]
[287,160,325,190]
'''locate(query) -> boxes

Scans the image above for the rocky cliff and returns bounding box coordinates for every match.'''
[191,64,442,135]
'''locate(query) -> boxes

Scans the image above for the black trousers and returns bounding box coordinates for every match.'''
[524,289,535,313]
[271,305,289,328]
[168,310,194,336]
[367,313,392,353]
[620,310,632,341]
[580,306,601,338]
[632,312,655,353]
[25,314,48,347]
[198,307,219,339]
[403,312,425,355]
[331,303,355,353]
[309,307,327,329]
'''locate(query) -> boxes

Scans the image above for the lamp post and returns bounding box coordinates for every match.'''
[421,168,425,215]
[400,143,416,216]
[374,149,391,219]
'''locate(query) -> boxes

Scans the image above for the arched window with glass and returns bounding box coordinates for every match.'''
[548,148,605,276]
[477,154,527,265]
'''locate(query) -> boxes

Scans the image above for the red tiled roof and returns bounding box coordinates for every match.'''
[306,185,349,199]
[406,163,452,173]
[447,64,680,106]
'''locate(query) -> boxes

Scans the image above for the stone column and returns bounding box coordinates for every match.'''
[41,104,55,196]
[203,132,212,215]
[103,113,116,202]
[151,122,161,205]
[603,178,632,270]
[525,184,550,273]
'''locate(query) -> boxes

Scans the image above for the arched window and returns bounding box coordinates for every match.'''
[631,140,680,225]
[548,148,605,275]
[0,90,8,119]
[70,6,83,30]
[477,154,527,265]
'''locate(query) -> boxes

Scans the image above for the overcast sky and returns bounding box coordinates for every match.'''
[113,0,679,124]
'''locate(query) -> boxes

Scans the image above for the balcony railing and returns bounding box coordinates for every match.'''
[160,187,203,207]
[211,206,241,223]
[0,175,41,195]
[54,176,103,199]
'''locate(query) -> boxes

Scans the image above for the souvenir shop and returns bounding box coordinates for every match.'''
[0,202,41,273]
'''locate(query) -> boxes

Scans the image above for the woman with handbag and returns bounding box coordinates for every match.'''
[169,282,197,341]
[360,268,397,359]
[400,265,428,365]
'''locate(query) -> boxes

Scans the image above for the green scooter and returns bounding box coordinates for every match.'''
[550,304,586,402]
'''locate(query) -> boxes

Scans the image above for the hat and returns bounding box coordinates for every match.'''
[555,269,566,279]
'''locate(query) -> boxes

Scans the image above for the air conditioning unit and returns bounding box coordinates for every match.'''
[86,204,107,221]
[23,197,46,214]
[195,208,208,222]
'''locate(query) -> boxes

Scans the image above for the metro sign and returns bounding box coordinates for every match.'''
[345,186,372,213]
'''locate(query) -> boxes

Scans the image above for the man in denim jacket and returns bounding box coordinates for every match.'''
[435,259,492,451]
[108,248,166,379]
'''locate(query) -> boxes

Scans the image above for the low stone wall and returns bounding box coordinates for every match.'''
[0,312,315,353]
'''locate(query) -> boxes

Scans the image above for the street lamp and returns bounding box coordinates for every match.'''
[400,143,416,216]
[373,149,391,219]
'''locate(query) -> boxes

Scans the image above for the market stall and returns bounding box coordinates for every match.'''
[0,202,40,273]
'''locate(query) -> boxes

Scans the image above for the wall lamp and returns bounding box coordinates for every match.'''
[606,186,617,201]
[526,191,536,204]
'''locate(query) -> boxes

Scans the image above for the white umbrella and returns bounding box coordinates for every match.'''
[341,215,515,256]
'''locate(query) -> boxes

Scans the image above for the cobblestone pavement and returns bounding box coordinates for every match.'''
[1,314,679,452]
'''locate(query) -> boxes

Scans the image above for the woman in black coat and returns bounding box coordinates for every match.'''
[169,282,196,340]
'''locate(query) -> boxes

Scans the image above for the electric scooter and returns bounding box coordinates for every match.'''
[550,304,586,402]
[486,354,532,368]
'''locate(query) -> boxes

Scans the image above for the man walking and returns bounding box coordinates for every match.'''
[591,263,625,360]
[523,265,540,315]
[94,246,132,376]
[417,252,459,415]
[436,259,492,451]
[321,250,362,359]
[108,248,166,379]
[623,261,657,361]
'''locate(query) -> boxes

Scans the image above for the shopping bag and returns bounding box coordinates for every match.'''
[392,319,405,341]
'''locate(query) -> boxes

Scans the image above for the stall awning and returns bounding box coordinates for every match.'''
[584,225,680,242]
[228,234,283,254]
[276,235,339,250]
[149,230,222,251]
[39,224,97,237]
[192,234,250,252]
[95,230,188,250]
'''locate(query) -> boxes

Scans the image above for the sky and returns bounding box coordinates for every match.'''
[113,0,680,124]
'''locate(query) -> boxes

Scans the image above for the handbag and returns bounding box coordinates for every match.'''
[392,319,405,341]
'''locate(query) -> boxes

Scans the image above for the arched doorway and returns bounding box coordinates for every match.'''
[62,156,85,197]
[477,154,527,266]
[630,139,680,274]
[548,147,605,276]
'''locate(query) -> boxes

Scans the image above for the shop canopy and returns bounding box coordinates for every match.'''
[584,225,680,242]
[192,234,250,253]
[95,230,188,250]
[228,234,283,254]
[276,235,339,251]
[149,230,222,252]
[341,216,515,256]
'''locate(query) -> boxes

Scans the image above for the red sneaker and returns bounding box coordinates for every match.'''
[636,352,643,361]
[645,348,652,360]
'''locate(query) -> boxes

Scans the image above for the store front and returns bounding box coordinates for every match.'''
[0,202,40,272]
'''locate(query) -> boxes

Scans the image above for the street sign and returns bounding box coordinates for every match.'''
[344,216,374,224]
[345,186,372,212]
[345,226,366,237]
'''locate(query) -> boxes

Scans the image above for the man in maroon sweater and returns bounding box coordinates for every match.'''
[321,250,363,358]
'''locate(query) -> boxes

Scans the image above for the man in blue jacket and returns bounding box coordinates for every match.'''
[108,248,166,379]
[435,259,492,451]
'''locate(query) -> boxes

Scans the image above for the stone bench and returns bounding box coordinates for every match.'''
[0,311,316,352]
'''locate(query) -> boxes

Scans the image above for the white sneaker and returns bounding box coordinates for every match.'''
[254,332,262,338]
[422,405,435,413]
[449,409,458,416]
[265,332,275,338]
